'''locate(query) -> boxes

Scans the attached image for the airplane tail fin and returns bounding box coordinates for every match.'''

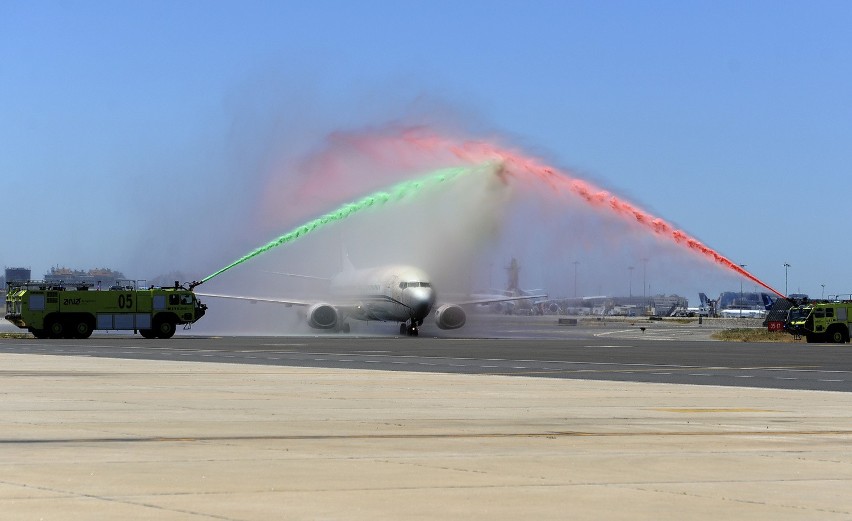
[340,246,355,273]
[699,292,709,306]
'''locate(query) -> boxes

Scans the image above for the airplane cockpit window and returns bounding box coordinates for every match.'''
[400,282,431,289]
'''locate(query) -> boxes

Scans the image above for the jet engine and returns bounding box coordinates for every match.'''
[307,303,339,329]
[435,304,466,330]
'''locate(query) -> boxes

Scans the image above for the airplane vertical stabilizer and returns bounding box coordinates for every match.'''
[340,246,356,273]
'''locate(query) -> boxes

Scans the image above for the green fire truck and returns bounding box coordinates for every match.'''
[4,280,207,339]
[785,297,852,343]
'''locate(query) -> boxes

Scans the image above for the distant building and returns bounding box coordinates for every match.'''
[43,267,126,289]
[717,291,775,310]
[4,267,31,286]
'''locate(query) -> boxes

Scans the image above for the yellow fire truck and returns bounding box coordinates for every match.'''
[785,297,852,343]
[4,280,207,339]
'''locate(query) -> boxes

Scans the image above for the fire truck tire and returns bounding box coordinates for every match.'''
[154,317,176,339]
[71,318,94,339]
[139,329,156,339]
[45,317,65,339]
[31,329,49,339]
[827,326,849,344]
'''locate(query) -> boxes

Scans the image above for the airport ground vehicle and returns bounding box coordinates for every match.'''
[785,297,852,343]
[4,280,207,339]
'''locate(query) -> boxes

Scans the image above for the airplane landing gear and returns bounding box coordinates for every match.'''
[400,320,419,337]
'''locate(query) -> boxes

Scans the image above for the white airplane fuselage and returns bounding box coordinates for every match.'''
[330,265,437,324]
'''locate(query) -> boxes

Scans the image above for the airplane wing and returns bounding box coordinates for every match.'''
[262,271,332,281]
[452,293,548,306]
[195,293,313,307]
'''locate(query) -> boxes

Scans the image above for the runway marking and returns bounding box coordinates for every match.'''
[655,408,779,413]
[6,429,852,444]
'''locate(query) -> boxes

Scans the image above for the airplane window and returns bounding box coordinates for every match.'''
[400,282,431,289]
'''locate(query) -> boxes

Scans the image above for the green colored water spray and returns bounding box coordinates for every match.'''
[196,164,486,286]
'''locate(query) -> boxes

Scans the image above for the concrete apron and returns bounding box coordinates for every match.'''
[1,352,851,520]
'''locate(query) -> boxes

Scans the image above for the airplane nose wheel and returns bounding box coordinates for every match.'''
[400,321,419,337]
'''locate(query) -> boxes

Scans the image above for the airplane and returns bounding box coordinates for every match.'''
[683,292,712,317]
[197,255,545,336]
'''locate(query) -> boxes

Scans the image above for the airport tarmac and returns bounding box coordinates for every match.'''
[2,332,852,520]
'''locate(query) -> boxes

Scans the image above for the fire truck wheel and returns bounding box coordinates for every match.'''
[154,318,176,339]
[827,326,849,344]
[72,318,93,339]
[139,329,156,339]
[45,317,64,339]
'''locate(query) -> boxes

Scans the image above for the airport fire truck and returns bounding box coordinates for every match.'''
[4,280,207,339]
[785,296,852,343]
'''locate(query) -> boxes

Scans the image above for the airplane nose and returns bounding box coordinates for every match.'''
[409,287,436,318]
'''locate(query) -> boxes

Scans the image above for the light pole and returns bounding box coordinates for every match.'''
[572,261,579,299]
[628,266,634,298]
[784,263,791,296]
[739,264,747,302]
[821,284,825,299]
[641,258,648,312]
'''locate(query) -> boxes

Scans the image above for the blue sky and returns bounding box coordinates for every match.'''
[2,0,850,300]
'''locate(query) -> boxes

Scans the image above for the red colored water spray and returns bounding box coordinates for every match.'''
[341,128,785,298]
